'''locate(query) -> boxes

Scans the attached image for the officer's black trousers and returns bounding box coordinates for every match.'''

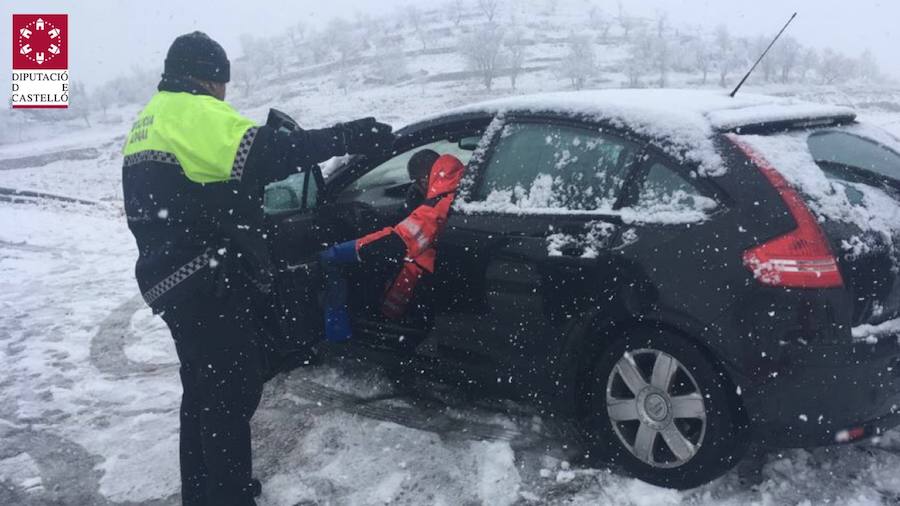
[160,291,265,506]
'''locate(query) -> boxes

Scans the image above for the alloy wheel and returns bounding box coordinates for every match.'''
[605,348,707,468]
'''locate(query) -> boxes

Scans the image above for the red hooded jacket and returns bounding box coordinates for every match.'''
[356,154,466,319]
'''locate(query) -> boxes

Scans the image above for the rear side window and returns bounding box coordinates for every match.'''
[639,162,705,204]
[469,122,640,213]
[624,161,718,224]
[808,131,900,183]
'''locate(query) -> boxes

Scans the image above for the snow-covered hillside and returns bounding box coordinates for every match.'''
[3,0,900,504]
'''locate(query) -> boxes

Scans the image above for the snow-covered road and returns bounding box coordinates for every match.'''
[2,173,900,506]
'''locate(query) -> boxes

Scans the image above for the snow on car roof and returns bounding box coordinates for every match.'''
[431,89,856,176]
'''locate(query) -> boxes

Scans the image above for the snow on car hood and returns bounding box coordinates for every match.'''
[427,89,855,177]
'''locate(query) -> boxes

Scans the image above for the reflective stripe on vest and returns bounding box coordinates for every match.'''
[141,250,213,306]
[123,91,257,183]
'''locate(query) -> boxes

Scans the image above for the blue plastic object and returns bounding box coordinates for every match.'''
[324,305,352,342]
[321,240,359,265]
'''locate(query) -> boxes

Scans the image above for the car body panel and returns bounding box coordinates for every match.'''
[264,92,900,450]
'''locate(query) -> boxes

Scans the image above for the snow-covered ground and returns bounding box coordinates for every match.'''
[4,185,900,505]
[4,1,900,502]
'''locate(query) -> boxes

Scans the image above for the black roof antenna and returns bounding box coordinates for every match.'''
[730,12,798,97]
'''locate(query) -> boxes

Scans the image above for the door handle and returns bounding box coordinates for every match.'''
[559,244,583,257]
[611,228,639,251]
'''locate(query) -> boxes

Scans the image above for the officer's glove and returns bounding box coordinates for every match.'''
[339,117,394,156]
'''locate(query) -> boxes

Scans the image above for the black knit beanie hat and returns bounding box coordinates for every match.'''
[164,31,230,83]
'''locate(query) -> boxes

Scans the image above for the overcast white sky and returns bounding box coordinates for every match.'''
[3,0,899,89]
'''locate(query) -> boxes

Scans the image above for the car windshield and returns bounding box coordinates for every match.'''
[808,130,900,183]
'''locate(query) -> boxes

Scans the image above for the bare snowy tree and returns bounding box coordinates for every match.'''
[93,84,115,119]
[856,49,881,82]
[477,0,501,23]
[332,21,364,90]
[445,0,466,27]
[231,61,256,97]
[543,0,559,15]
[0,100,28,142]
[360,16,387,51]
[624,31,652,87]
[285,21,306,48]
[407,5,430,50]
[651,34,671,88]
[818,48,852,84]
[750,36,777,83]
[690,36,715,85]
[70,81,92,127]
[317,18,357,65]
[589,5,612,42]
[371,35,408,84]
[239,34,276,84]
[655,11,668,38]
[329,18,363,93]
[460,22,505,90]
[774,36,801,83]
[505,29,527,90]
[617,3,637,40]
[240,35,271,72]
[559,33,596,90]
[714,25,741,88]
[270,35,288,77]
[353,12,376,48]
[797,47,819,83]
[335,61,352,95]
[307,33,333,64]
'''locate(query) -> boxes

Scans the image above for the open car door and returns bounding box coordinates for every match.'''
[312,117,492,352]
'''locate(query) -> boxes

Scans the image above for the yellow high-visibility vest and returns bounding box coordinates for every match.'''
[123,91,256,183]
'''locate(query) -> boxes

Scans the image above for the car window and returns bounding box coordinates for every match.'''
[263,171,318,215]
[808,131,900,182]
[625,161,718,224]
[469,122,640,213]
[351,138,477,192]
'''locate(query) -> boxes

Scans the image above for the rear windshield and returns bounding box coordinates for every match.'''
[808,130,900,183]
[735,129,900,261]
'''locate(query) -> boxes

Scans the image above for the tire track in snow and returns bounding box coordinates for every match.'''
[93,296,567,450]
[90,295,177,378]
[0,186,101,206]
[0,425,177,506]
[88,296,583,504]
[267,371,580,461]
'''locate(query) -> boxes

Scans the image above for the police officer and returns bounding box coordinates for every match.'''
[121,31,393,506]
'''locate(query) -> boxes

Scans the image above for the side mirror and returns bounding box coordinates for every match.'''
[266,108,299,134]
[458,135,481,151]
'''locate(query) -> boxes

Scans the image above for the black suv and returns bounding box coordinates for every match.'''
[263,90,900,489]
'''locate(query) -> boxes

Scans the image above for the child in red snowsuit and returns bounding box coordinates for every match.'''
[320,151,466,341]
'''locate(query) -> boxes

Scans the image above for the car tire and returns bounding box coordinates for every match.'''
[581,328,747,489]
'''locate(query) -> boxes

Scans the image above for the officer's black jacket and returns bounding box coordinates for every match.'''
[122,77,347,310]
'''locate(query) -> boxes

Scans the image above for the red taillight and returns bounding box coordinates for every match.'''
[835,426,867,443]
[727,134,844,289]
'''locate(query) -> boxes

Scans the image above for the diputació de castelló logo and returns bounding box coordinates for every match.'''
[12,14,69,109]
